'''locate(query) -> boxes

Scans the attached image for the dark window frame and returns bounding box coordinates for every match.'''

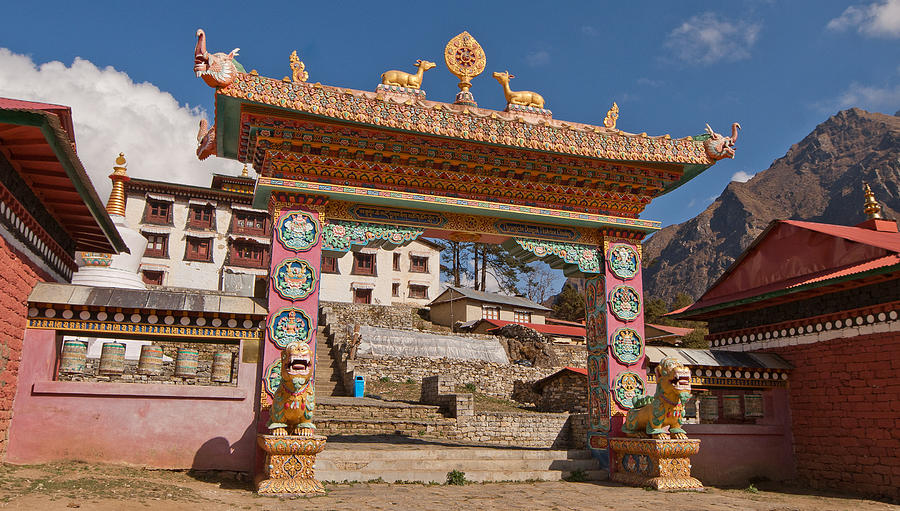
[231,211,268,236]
[408,284,428,299]
[184,236,213,262]
[409,255,428,273]
[143,199,172,225]
[141,270,164,286]
[143,233,169,259]
[322,255,339,274]
[352,252,377,276]
[229,241,269,269]
[187,204,215,230]
[393,252,401,271]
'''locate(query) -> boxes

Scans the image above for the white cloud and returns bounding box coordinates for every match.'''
[664,13,761,65]
[731,170,754,182]
[815,82,900,113]
[525,50,550,67]
[636,77,664,87]
[827,0,900,38]
[581,26,599,37]
[0,48,242,202]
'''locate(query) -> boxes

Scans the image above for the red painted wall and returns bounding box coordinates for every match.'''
[0,235,51,456]
[6,328,260,471]
[770,332,900,499]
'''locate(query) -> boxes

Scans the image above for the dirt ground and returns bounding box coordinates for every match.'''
[0,462,896,511]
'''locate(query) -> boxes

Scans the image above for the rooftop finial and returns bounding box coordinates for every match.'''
[106,152,129,217]
[241,163,249,177]
[863,182,883,220]
[445,31,486,107]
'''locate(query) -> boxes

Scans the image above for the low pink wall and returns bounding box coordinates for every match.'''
[5,328,260,471]
[684,389,795,486]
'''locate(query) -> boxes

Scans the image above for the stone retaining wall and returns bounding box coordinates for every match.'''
[547,343,587,368]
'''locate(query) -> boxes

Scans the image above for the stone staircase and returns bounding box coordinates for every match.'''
[316,441,606,483]
[315,326,345,397]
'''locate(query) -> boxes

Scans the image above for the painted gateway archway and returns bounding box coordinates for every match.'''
[194,29,737,473]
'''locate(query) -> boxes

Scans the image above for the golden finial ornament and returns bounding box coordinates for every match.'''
[241,164,249,177]
[290,51,308,83]
[863,183,883,220]
[444,31,486,106]
[106,152,129,217]
[604,102,619,129]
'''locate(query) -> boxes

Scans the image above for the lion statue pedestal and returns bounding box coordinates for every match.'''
[609,437,703,491]
[257,434,327,494]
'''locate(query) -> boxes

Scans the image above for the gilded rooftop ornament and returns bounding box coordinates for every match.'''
[290,50,308,83]
[863,183,883,220]
[106,153,128,217]
[604,102,619,129]
[193,29,243,88]
[445,31,486,106]
[492,71,545,110]
[381,60,436,90]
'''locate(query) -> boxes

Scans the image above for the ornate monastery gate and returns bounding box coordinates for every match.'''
[194,30,735,472]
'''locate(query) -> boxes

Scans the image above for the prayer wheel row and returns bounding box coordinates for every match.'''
[59,341,234,382]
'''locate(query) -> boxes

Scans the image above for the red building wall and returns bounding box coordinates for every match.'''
[0,235,51,456]
[771,332,900,499]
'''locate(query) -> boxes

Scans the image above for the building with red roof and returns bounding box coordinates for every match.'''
[672,185,900,500]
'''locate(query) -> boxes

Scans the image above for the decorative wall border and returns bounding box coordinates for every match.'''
[27,318,261,341]
[322,220,423,252]
[510,238,600,275]
[646,371,788,388]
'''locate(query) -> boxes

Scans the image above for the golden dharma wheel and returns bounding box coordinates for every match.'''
[444,31,486,92]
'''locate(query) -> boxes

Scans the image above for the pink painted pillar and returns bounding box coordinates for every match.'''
[258,195,325,436]
[585,233,647,471]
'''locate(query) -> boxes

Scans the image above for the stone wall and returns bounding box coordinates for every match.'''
[321,302,425,332]
[569,413,588,449]
[547,343,587,368]
[0,235,49,456]
[57,341,240,386]
[537,371,588,413]
[453,411,573,448]
[353,355,556,400]
[768,331,900,500]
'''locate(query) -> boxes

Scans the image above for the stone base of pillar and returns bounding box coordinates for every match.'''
[256,434,327,495]
[609,437,703,491]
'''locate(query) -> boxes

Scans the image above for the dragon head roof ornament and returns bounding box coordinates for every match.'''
[703,122,741,161]
[194,29,244,88]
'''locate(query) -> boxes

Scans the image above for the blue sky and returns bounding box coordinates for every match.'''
[1,0,898,229]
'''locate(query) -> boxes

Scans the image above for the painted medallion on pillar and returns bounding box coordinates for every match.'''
[608,285,641,322]
[606,243,639,280]
[612,371,646,410]
[610,327,643,365]
[264,358,282,397]
[272,259,317,301]
[268,307,313,348]
[276,211,320,252]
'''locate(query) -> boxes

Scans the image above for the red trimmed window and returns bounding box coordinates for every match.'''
[232,211,267,236]
[322,255,339,274]
[353,288,372,304]
[230,242,268,268]
[393,253,401,271]
[352,253,376,275]
[410,255,428,273]
[142,270,164,286]
[143,233,168,258]
[409,284,428,299]
[185,237,212,262]
[482,306,500,320]
[188,205,215,229]
[144,200,171,224]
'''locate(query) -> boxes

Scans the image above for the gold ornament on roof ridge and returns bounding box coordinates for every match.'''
[444,31,486,94]
[381,60,436,90]
[106,152,129,217]
[290,51,308,83]
[863,182,883,220]
[604,102,619,129]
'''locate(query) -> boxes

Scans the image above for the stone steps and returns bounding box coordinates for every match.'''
[316,444,606,483]
[315,326,345,397]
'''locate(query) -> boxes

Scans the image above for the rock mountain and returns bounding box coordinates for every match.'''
[643,108,900,303]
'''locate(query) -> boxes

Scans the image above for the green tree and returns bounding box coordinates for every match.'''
[552,283,585,321]
[438,240,472,287]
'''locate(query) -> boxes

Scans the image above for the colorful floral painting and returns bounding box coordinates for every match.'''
[268,307,313,348]
[607,243,639,280]
[612,371,646,410]
[609,285,641,322]
[276,210,319,252]
[272,259,317,301]
[611,327,644,365]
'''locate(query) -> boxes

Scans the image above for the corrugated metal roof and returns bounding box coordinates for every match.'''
[429,285,551,311]
[645,347,791,369]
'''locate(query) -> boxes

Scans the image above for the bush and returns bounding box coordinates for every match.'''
[564,469,587,482]
[464,383,477,393]
[446,470,467,486]
[379,376,391,383]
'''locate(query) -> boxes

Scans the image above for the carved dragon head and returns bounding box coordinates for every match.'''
[194,29,242,88]
[279,341,312,392]
[655,356,692,403]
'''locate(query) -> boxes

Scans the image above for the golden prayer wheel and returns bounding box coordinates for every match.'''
[58,340,87,374]
[98,342,126,375]
[138,344,164,375]
[174,347,199,377]
[211,351,233,382]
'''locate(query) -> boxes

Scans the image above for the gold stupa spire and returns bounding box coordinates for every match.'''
[241,163,249,177]
[863,183,883,220]
[106,152,129,217]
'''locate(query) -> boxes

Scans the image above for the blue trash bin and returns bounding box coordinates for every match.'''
[354,375,365,397]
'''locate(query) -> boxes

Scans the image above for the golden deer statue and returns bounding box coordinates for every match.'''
[381,60,436,89]
[492,71,545,109]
